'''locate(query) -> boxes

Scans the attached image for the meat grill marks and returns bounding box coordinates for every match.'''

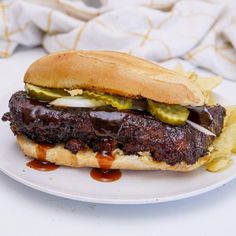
[2,91,225,165]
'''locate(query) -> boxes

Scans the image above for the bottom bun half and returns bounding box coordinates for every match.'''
[17,135,210,172]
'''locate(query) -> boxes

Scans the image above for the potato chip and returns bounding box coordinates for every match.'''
[174,66,235,172]
[205,106,236,172]
[205,157,232,172]
[193,75,222,92]
[174,66,222,105]
[205,92,217,106]
[187,72,198,82]
[173,64,186,75]
[225,106,236,127]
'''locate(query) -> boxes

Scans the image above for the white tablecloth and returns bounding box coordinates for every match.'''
[1,0,236,81]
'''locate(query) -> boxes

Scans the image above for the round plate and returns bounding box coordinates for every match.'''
[0,81,235,204]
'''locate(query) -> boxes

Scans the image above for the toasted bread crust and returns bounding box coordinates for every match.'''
[24,51,205,106]
[17,135,210,172]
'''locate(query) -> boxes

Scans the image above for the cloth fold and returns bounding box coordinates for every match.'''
[0,0,236,81]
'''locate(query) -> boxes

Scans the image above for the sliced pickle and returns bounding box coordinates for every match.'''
[82,90,133,110]
[147,100,189,125]
[25,83,68,101]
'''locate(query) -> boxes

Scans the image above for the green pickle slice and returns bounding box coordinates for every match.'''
[25,83,189,125]
[147,100,189,125]
[82,90,133,110]
[25,83,68,101]
[25,83,133,110]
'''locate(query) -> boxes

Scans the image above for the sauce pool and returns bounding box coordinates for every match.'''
[90,151,122,182]
[90,168,121,182]
[26,143,59,171]
[26,159,59,171]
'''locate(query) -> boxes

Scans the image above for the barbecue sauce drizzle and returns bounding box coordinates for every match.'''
[90,151,121,182]
[23,98,215,179]
[26,144,59,171]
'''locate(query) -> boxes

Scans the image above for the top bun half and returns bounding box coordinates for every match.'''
[24,50,205,106]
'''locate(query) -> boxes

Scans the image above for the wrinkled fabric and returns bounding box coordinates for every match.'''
[0,0,236,81]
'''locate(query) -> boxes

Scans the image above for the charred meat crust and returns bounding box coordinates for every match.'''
[2,91,225,165]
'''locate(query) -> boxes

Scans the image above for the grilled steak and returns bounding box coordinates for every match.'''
[2,91,225,165]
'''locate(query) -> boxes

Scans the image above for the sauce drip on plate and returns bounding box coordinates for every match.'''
[90,168,121,182]
[26,159,59,171]
[26,143,58,171]
[90,151,122,182]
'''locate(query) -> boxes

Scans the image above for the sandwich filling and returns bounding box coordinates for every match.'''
[2,90,225,166]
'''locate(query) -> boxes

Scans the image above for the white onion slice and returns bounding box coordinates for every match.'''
[186,120,216,136]
[50,96,105,107]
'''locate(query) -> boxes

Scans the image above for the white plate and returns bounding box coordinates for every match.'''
[0,81,235,204]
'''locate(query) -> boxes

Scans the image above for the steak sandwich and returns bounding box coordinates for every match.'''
[2,51,226,171]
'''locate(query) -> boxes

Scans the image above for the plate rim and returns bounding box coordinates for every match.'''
[1,165,236,204]
[1,87,235,204]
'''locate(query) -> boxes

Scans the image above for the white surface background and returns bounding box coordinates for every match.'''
[1,47,236,236]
